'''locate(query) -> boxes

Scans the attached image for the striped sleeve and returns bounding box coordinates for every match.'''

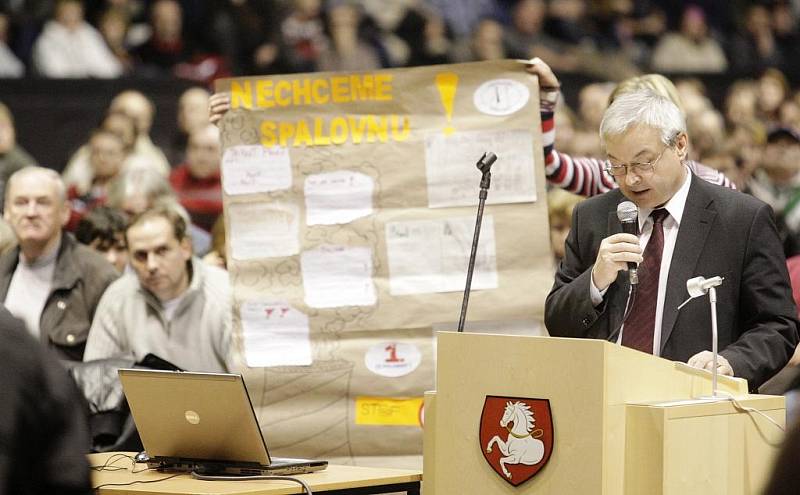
[540,91,618,198]
[687,160,737,190]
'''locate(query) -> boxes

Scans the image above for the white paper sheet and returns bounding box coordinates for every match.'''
[222,145,292,195]
[424,129,536,208]
[301,245,377,308]
[304,170,374,225]
[240,300,312,367]
[385,216,498,295]
[228,201,300,260]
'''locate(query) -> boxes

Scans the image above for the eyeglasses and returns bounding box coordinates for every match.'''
[604,145,669,177]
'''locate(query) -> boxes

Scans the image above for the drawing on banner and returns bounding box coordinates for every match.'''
[425,129,536,208]
[473,79,530,116]
[385,216,498,295]
[228,201,300,260]
[222,144,292,195]
[434,72,458,135]
[304,170,374,225]
[240,300,312,366]
[301,245,377,308]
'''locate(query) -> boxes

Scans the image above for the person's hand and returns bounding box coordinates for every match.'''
[591,233,641,291]
[522,57,560,91]
[209,92,231,125]
[687,351,734,376]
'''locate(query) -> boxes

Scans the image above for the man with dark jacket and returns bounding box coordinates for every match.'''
[0,305,92,494]
[0,167,118,361]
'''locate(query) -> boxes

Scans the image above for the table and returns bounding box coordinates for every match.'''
[89,453,422,495]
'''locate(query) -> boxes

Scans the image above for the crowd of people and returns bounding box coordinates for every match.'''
[3,0,800,492]
[1,0,800,82]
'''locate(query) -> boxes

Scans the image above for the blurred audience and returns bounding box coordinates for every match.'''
[74,205,128,273]
[32,0,123,78]
[651,5,727,73]
[169,123,222,233]
[168,86,210,165]
[0,102,36,210]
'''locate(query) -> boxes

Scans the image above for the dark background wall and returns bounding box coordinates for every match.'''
[0,72,745,171]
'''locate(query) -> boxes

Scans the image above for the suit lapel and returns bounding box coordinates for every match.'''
[660,177,717,353]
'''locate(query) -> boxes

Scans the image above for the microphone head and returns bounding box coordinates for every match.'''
[477,152,497,172]
[616,201,638,223]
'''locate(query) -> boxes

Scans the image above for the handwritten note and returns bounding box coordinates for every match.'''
[385,216,498,295]
[240,300,312,367]
[301,245,377,308]
[228,201,300,260]
[424,129,536,208]
[222,145,292,195]
[304,170,374,225]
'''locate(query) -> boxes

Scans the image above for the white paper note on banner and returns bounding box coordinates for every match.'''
[301,245,377,308]
[240,300,312,367]
[304,170,374,225]
[222,145,292,195]
[385,216,498,295]
[228,202,300,259]
[424,129,536,208]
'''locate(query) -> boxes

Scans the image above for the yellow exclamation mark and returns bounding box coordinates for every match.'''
[435,72,458,136]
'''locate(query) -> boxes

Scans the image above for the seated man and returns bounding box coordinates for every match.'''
[0,166,118,361]
[545,89,798,391]
[84,202,232,372]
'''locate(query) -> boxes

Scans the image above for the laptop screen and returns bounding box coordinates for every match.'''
[118,369,271,466]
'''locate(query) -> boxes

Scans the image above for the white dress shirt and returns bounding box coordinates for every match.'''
[592,166,693,355]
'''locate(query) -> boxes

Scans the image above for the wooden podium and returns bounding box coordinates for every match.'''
[423,332,785,495]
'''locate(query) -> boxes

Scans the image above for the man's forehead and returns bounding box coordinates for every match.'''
[8,175,60,198]
[606,126,662,155]
[126,217,178,247]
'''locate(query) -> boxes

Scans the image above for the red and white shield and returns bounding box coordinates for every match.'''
[479,395,554,487]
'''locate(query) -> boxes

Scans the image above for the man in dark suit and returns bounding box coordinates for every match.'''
[545,89,798,390]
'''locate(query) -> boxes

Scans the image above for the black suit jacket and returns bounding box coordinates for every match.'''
[545,174,799,390]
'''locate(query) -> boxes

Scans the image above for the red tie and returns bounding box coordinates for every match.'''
[622,208,669,353]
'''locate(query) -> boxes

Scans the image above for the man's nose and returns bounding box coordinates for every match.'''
[146,252,159,270]
[625,170,641,187]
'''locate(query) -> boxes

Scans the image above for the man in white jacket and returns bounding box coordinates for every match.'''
[84,202,232,372]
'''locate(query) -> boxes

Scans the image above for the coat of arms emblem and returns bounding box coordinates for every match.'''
[479,396,554,486]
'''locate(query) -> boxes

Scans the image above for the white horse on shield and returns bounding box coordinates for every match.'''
[485,401,545,479]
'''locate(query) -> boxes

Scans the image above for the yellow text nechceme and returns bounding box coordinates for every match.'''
[260,115,411,147]
[232,74,394,108]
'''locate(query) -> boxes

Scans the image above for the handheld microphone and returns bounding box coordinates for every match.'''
[616,201,640,285]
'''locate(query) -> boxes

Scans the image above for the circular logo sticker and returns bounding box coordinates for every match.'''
[365,342,422,378]
[473,79,530,116]
[185,410,200,425]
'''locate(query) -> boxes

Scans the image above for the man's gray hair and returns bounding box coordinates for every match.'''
[599,89,687,149]
[5,166,67,205]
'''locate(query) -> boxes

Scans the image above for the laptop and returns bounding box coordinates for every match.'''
[118,368,328,476]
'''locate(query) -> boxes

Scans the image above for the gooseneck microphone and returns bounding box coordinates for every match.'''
[616,201,640,285]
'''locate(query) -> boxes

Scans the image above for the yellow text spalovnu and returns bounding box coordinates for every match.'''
[260,115,411,147]
[232,74,394,109]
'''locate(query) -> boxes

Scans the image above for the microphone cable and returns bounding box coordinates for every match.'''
[608,283,637,344]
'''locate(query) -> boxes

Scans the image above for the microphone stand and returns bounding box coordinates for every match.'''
[457,152,497,333]
[709,285,719,397]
